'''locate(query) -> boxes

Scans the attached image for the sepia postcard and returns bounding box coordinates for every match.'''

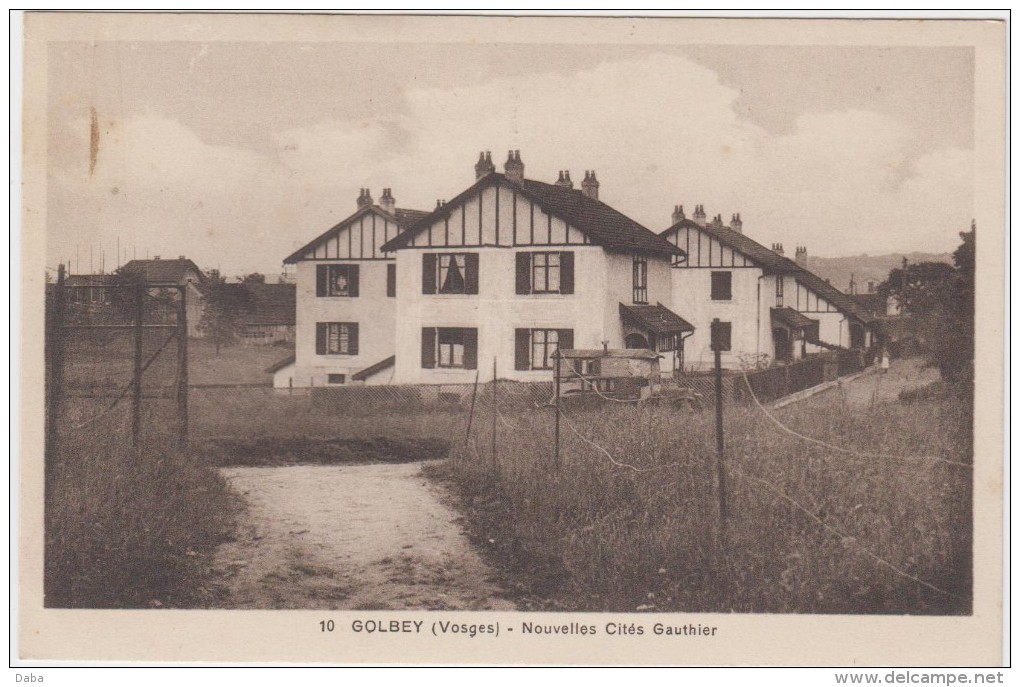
[16,12,1006,667]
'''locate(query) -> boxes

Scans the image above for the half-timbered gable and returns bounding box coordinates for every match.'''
[382,153,688,385]
[659,210,875,371]
[275,191,428,389]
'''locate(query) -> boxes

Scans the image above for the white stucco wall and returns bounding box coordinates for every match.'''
[289,259,396,387]
[669,267,774,371]
[391,246,673,384]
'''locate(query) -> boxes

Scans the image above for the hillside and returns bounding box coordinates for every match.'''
[803,252,953,293]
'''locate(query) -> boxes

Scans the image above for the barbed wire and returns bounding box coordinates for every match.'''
[558,406,681,473]
[738,368,971,469]
[730,465,963,600]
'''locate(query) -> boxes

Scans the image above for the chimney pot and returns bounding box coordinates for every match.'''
[581,169,600,200]
[504,149,525,183]
[475,150,496,179]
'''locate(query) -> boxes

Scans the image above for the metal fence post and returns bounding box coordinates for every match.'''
[176,286,189,448]
[132,284,144,450]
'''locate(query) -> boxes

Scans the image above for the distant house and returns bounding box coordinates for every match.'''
[119,257,207,337]
[660,208,876,371]
[238,283,296,345]
[64,273,117,306]
[275,188,429,388]
[378,151,689,385]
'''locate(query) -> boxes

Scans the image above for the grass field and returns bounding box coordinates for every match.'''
[426,376,973,615]
[45,415,240,608]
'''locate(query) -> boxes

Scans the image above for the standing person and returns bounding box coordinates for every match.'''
[880,347,890,374]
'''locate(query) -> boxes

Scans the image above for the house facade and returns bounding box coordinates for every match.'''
[275,190,428,387]
[238,283,296,346]
[660,209,875,371]
[117,257,207,336]
[379,152,688,384]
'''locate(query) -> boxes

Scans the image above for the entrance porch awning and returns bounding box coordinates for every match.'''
[771,307,820,343]
[619,303,695,336]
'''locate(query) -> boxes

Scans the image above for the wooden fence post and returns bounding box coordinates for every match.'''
[176,286,189,448]
[45,264,67,496]
[132,284,144,450]
[491,357,498,474]
[554,350,561,470]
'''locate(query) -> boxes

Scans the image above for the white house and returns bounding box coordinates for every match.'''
[378,151,692,384]
[273,189,429,387]
[660,207,876,371]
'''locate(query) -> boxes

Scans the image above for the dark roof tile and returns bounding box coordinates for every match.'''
[381,173,682,258]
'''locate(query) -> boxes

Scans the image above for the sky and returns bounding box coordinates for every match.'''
[45,39,975,278]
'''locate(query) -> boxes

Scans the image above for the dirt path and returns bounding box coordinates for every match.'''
[831,357,940,407]
[210,463,515,610]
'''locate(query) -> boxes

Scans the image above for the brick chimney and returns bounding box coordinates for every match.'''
[356,188,373,208]
[555,170,574,189]
[731,213,742,234]
[709,214,724,229]
[671,204,686,225]
[379,188,395,214]
[693,204,706,227]
[504,150,524,183]
[581,170,600,200]
[795,245,808,268]
[771,243,785,256]
[474,151,495,179]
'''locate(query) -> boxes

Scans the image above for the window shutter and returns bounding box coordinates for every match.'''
[464,253,480,294]
[421,327,436,368]
[347,265,359,297]
[559,252,574,294]
[348,324,359,355]
[462,328,478,370]
[387,264,396,297]
[316,323,327,355]
[422,254,437,294]
[316,265,328,296]
[515,252,532,294]
[514,329,530,370]
[558,329,574,352]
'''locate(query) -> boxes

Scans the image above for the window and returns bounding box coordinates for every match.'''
[421,327,478,369]
[316,264,360,297]
[423,253,479,294]
[656,333,679,352]
[315,322,359,355]
[515,251,574,295]
[386,263,396,297]
[515,328,574,370]
[328,374,346,385]
[633,256,648,304]
[776,276,784,307]
[711,271,732,301]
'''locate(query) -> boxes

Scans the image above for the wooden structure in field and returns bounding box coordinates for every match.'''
[554,348,663,401]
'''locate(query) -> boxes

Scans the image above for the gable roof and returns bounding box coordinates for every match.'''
[120,258,206,284]
[284,204,429,264]
[240,283,296,326]
[380,172,683,258]
[660,219,875,324]
[663,219,798,274]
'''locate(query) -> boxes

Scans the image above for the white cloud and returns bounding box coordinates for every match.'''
[47,52,973,275]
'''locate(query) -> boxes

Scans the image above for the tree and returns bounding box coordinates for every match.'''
[879,228,975,381]
[239,272,266,284]
[197,281,255,354]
